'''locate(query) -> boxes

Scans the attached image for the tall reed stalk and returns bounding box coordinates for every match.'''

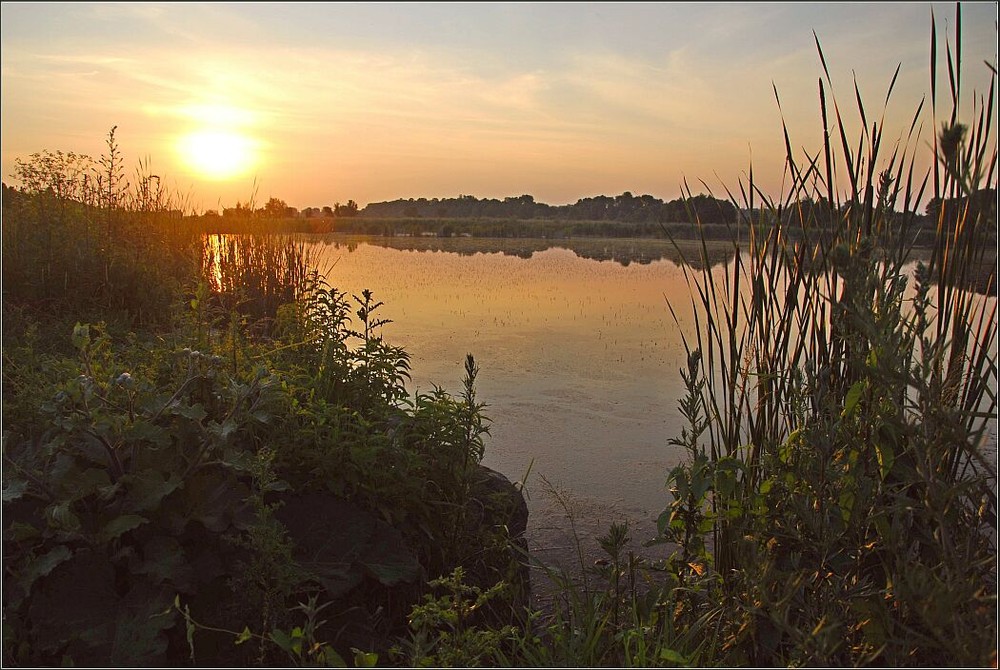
[201,233,315,326]
[663,6,996,666]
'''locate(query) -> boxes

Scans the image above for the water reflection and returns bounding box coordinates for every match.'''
[314,233,737,270]
[304,238,721,584]
[301,236,996,606]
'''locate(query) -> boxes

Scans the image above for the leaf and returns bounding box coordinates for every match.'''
[170,403,207,422]
[874,442,895,481]
[123,420,171,448]
[352,649,378,667]
[322,646,347,667]
[28,552,175,665]
[210,417,238,441]
[656,509,672,536]
[274,494,420,597]
[64,468,112,501]
[120,470,183,514]
[46,501,81,532]
[842,381,865,418]
[270,628,294,654]
[235,627,253,645]
[7,521,41,542]
[264,479,291,492]
[2,478,28,502]
[99,514,148,542]
[7,544,75,609]
[30,545,74,581]
[133,536,192,590]
[660,647,689,665]
[171,467,251,534]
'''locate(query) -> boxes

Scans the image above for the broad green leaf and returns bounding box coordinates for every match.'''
[274,494,420,596]
[134,536,192,590]
[175,467,251,533]
[99,514,148,542]
[2,478,28,502]
[322,646,347,667]
[28,553,175,665]
[842,381,865,418]
[7,521,41,542]
[170,403,207,422]
[264,479,291,492]
[656,509,672,536]
[123,420,171,448]
[15,545,74,604]
[270,629,294,654]
[874,442,895,481]
[46,502,81,531]
[64,468,112,501]
[120,470,183,514]
[352,649,378,667]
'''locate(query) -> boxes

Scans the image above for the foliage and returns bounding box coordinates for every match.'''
[391,567,518,668]
[3,128,496,666]
[2,320,276,665]
[360,191,739,224]
[3,129,196,331]
[656,7,997,666]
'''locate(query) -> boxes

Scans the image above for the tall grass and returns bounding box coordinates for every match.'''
[662,6,997,666]
[2,128,200,333]
[201,233,315,327]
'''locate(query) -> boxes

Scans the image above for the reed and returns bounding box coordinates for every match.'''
[661,6,997,666]
[200,233,315,329]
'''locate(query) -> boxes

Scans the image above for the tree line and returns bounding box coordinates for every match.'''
[359,192,739,224]
[207,197,359,218]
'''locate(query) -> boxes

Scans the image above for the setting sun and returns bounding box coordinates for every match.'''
[177,128,257,180]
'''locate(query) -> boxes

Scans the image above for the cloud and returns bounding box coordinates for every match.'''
[2,2,992,210]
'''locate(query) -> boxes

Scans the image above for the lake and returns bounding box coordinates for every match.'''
[304,234,997,594]
[304,235,735,580]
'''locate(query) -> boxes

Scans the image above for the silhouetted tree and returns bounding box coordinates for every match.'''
[335,200,359,217]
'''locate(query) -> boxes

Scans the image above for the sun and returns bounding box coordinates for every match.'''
[177,129,257,181]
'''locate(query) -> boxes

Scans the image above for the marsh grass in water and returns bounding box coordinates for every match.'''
[652,6,997,666]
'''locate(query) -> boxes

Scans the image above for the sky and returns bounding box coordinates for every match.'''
[1,2,997,213]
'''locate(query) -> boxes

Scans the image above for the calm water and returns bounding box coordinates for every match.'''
[306,235,733,578]
[303,234,997,588]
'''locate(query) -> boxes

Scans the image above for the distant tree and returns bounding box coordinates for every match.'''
[12,149,94,202]
[334,200,359,217]
[322,206,334,217]
[925,188,997,234]
[262,197,290,218]
[223,201,253,218]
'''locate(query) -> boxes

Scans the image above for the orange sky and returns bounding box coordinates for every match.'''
[2,3,996,213]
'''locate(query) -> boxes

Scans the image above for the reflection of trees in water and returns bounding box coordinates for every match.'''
[321,235,737,270]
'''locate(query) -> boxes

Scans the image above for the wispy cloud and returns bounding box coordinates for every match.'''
[2,2,994,209]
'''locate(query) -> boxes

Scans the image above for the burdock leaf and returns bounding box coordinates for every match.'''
[100,514,148,542]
